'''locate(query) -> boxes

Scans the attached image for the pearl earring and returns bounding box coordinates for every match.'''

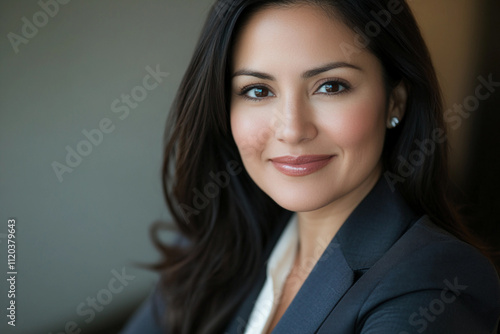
[390,117,400,128]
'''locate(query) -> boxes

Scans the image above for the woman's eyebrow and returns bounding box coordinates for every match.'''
[302,62,362,78]
[232,70,275,80]
[232,62,362,80]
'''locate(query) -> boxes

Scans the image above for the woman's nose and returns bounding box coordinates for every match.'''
[273,94,318,145]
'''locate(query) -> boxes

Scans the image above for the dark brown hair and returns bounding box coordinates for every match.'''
[150,1,493,333]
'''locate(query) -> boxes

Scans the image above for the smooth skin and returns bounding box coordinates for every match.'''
[230,4,407,332]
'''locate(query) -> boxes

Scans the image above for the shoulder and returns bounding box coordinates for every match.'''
[388,215,499,288]
[358,215,500,333]
[120,287,166,334]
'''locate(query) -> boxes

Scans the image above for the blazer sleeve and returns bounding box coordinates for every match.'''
[120,288,166,334]
[121,234,190,333]
[358,237,500,334]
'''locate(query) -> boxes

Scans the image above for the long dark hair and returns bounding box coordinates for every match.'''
[150,1,491,333]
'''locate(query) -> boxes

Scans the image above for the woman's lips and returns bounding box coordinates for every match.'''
[270,155,335,176]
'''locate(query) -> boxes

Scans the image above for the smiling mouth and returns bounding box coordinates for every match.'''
[270,155,335,176]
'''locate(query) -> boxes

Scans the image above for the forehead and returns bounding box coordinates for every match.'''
[231,4,376,72]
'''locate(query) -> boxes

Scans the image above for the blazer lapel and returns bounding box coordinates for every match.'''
[271,239,354,333]
[334,176,419,272]
[225,176,419,334]
[271,177,419,333]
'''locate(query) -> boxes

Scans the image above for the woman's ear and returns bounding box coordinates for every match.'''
[386,81,408,129]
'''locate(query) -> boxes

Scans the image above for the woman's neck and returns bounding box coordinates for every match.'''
[295,164,382,272]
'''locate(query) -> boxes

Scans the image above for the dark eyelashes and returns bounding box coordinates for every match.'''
[236,84,273,101]
[314,79,352,97]
[318,78,351,92]
[238,83,272,95]
[237,78,351,101]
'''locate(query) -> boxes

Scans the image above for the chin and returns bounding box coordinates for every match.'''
[265,185,339,213]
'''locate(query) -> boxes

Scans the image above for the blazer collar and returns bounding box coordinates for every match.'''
[225,175,419,333]
[334,175,420,272]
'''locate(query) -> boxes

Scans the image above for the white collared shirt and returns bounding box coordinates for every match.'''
[244,214,299,334]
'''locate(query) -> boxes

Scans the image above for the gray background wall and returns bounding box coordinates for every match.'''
[1,0,498,333]
[1,1,214,333]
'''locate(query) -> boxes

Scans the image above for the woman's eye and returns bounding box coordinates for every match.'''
[244,86,275,99]
[316,81,348,94]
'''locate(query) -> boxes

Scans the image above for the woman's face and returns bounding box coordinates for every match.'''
[230,4,405,213]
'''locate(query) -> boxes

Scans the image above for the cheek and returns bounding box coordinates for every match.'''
[323,99,386,151]
[230,109,270,160]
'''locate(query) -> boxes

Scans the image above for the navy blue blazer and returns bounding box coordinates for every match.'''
[121,176,500,333]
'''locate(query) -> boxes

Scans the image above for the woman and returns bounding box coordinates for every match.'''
[122,0,500,333]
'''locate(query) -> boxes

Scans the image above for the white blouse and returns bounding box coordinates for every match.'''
[244,214,299,334]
